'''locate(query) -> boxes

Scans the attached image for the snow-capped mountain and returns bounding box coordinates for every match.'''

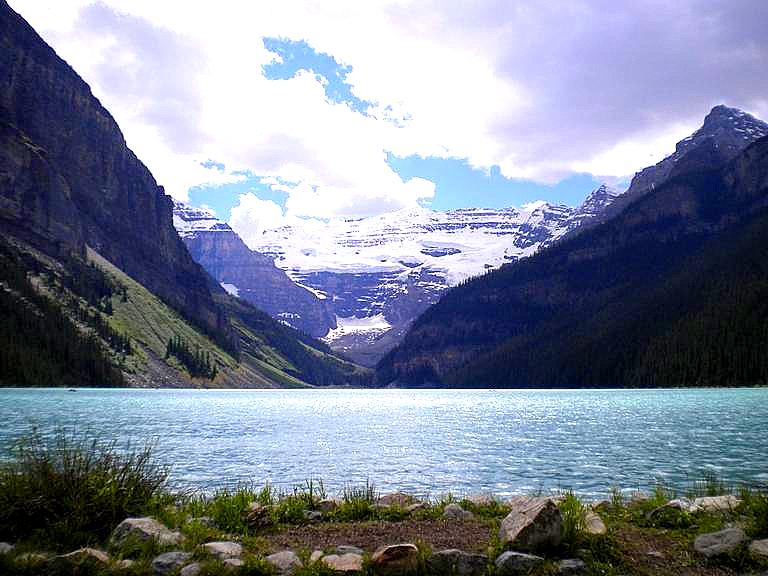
[173,202,336,337]
[242,187,619,364]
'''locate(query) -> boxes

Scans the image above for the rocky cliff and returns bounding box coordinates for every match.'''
[173,202,336,337]
[0,0,234,349]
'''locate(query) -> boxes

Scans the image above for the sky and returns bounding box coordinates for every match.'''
[12,0,768,234]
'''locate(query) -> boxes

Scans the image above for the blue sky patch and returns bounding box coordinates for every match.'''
[387,154,608,210]
[262,37,374,114]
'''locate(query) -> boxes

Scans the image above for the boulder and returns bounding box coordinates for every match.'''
[377,492,415,508]
[406,502,428,514]
[466,494,500,508]
[50,548,110,570]
[692,495,741,512]
[304,509,323,523]
[499,496,563,551]
[201,541,242,559]
[224,558,245,569]
[558,558,588,575]
[245,503,273,529]
[584,511,607,535]
[427,549,487,576]
[322,552,365,573]
[151,551,193,576]
[266,550,303,575]
[0,542,14,554]
[443,503,474,520]
[111,517,183,547]
[310,550,324,563]
[370,543,419,575]
[318,499,339,513]
[693,528,747,557]
[494,551,545,575]
[335,545,365,555]
[115,559,135,570]
[750,539,768,558]
[180,563,202,576]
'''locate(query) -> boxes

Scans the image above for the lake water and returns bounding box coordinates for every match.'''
[1,388,766,499]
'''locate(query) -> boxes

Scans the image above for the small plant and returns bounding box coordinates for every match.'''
[334,480,378,521]
[739,485,768,538]
[689,470,728,498]
[0,429,168,549]
[206,484,262,534]
[559,490,587,551]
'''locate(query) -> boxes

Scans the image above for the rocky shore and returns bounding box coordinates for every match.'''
[2,487,767,576]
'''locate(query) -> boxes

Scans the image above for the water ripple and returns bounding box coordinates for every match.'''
[0,388,766,497]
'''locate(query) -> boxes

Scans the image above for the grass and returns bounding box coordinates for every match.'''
[0,429,169,550]
[558,490,587,552]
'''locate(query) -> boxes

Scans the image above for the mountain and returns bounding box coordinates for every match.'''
[0,1,369,388]
[377,108,768,387]
[0,2,234,351]
[594,105,768,226]
[242,189,619,365]
[173,202,335,337]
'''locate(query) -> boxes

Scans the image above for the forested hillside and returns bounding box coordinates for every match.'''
[378,135,768,387]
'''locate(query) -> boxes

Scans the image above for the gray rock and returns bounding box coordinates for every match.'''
[584,511,607,535]
[15,553,48,564]
[304,509,323,523]
[180,563,202,576]
[443,503,474,520]
[692,495,741,512]
[111,517,183,547]
[335,545,365,555]
[750,539,768,558]
[224,558,245,569]
[406,502,428,513]
[466,494,500,508]
[371,543,419,575]
[427,549,488,576]
[151,551,193,576]
[499,496,563,551]
[693,528,747,557]
[318,499,339,513]
[310,550,324,563]
[245,502,273,529]
[201,541,242,559]
[494,551,545,575]
[322,552,364,573]
[0,542,14,554]
[115,559,135,570]
[558,558,587,575]
[266,550,303,575]
[50,548,110,570]
[377,492,415,508]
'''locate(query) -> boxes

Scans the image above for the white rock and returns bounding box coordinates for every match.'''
[201,541,242,559]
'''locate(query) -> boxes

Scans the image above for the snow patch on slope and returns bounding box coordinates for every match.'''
[323,314,392,343]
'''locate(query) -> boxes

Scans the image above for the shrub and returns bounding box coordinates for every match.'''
[0,430,168,549]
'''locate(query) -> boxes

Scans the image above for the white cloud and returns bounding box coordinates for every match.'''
[229,194,290,247]
[11,0,768,215]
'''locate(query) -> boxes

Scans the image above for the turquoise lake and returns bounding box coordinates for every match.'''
[0,388,766,498]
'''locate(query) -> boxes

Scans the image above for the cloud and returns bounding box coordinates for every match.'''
[13,0,768,214]
[229,194,289,246]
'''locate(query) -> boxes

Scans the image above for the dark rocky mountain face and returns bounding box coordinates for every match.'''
[599,105,768,223]
[377,129,768,387]
[173,202,336,337]
[0,1,234,349]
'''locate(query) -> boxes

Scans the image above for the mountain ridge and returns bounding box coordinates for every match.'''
[376,118,768,387]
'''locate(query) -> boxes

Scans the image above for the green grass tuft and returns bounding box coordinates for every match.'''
[0,430,168,550]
